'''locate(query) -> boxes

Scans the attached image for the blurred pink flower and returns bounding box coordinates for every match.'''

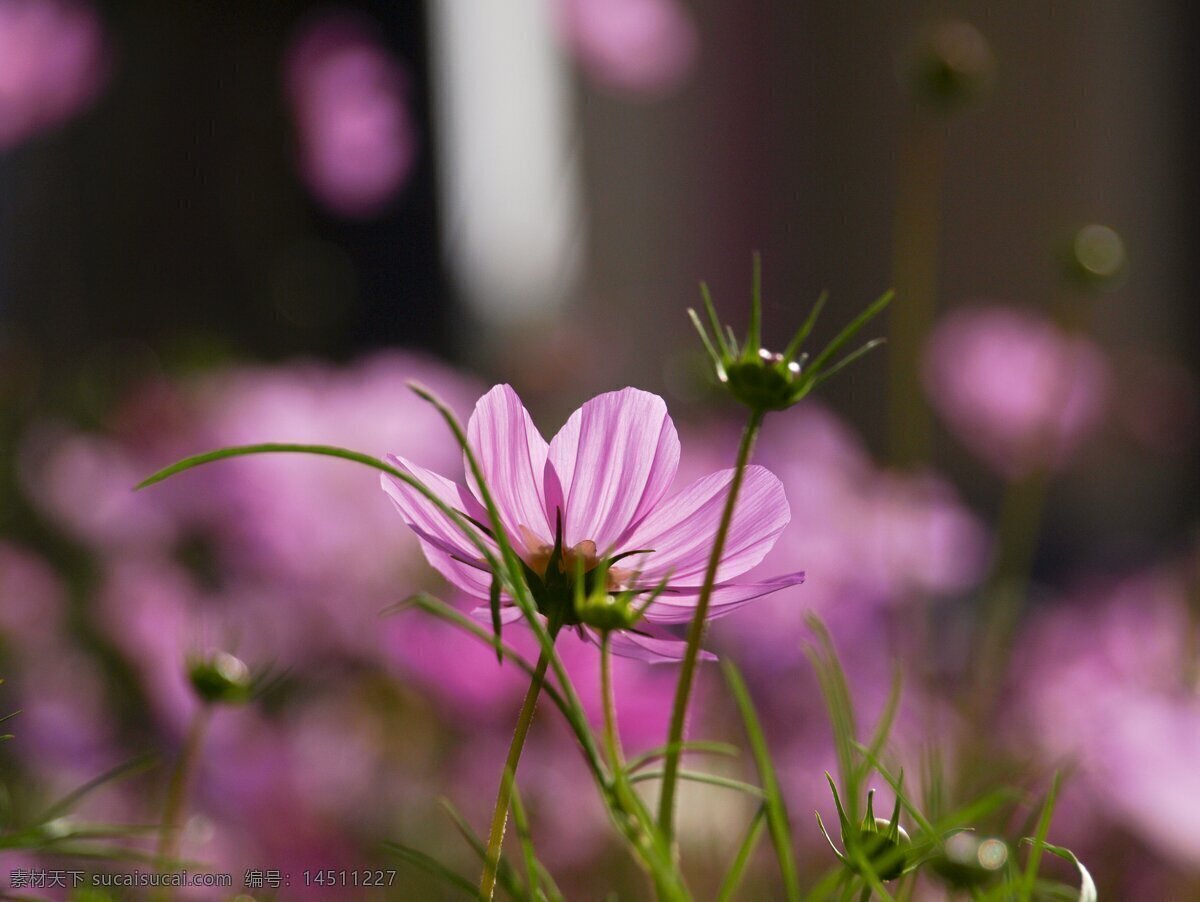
[0,542,68,645]
[1011,568,1200,869]
[383,384,804,661]
[923,305,1110,479]
[284,11,418,218]
[0,0,108,149]
[555,0,698,97]
[686,404,986,664]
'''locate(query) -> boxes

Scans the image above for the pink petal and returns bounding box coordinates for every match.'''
[381,454,494,598]
[469,605,526,626]
[586,628,717,663]
[421,541,495,599]
[547,388,680,552]
[639,571,806,624]
[620,466,790,584]
[381,455,488,561]
[466,385,553,544]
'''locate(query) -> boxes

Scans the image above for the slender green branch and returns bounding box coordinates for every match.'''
[480,641,555,901]
[154,705,210,899]
[658,408,765,844]
[137,444,506,579]
[601,634,623,773]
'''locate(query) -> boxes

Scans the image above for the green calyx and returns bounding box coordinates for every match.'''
[514,512,658,632]
[690,254,892,414]
[817,776,913,883]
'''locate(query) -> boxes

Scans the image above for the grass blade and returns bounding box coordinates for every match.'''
[385,842,479,898]
[723,660,800,902]
[717,806,767,902]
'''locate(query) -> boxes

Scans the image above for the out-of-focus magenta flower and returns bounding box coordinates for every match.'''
[383,384,804,661]
[923,305,1110,479]
[284,11,418,218]
[0,0,108,149]
[0,542,67,645]
[684,404,986,665]
[554,0,698,98]
[1011,568,1200,869]
[187,353,481,593]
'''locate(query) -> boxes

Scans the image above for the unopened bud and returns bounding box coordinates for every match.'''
[903,20,995,113]
[188,652,253,705]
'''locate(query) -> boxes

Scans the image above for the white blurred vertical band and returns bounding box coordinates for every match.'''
[427,0,583,328]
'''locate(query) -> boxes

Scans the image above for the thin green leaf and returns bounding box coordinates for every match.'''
[489,576,503,664]
[623,740,740,774]
[136,443,503,580]
[746,252,763,363]
[1021,841,1097,902]
[627,769,764,799]
[717,806,767,902]
[723,660,801,902]
[862,666,902,784]
[437,799,526,900]
[1019,773,1061,902]
[700,283,731,358]
[782,290,829,363]
[688,308,722,366]
[42,755,156,821]
[804,615,860,815]
[806,290,894,381]
[811,338,888,388]
[384,842,479,898]
[508,780,542,901]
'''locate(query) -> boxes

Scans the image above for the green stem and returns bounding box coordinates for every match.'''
[155,705,211,898]
[480,632,558,901]
[657,408,765,845]
[887,111,945,468]
[600,634,623,772]
[974,468,1048,705]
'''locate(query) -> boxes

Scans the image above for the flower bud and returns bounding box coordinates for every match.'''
[690,256,891,414]
[723,348,804,412]
[853,812,912,881]
[188,652,253,705]
[1061,223,1127,293]
[575,592,639,632]
[928,833,1008,889]
[817,780,913,883]
[902,20,995,113]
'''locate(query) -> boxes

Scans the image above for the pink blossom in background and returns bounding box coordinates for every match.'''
[555,0,698,98]
[1011,568,1200,870]
[0,0,108,149]
[690,404,987,663]
[284,11,418,218]
[923,305,1110,479]
[187,353,481,593]
[0,542,68,645]
[672,405,981,844]
[382,384,805,661]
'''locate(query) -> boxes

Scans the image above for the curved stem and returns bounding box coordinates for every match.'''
[600,633,623,772]
[155,705,211,898]
[480,629,559,901]
[887,111,945,467]
[657,409,765,845]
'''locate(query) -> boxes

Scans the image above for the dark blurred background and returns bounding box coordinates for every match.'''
[2,1,1195,578]
[2,4,1200,896]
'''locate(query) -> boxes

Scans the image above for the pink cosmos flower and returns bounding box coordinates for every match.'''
[554,0,699,98]
[382,385,804,661]
[0,0,109,150]
[923,304,1109,479]
[284,11,418,218]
